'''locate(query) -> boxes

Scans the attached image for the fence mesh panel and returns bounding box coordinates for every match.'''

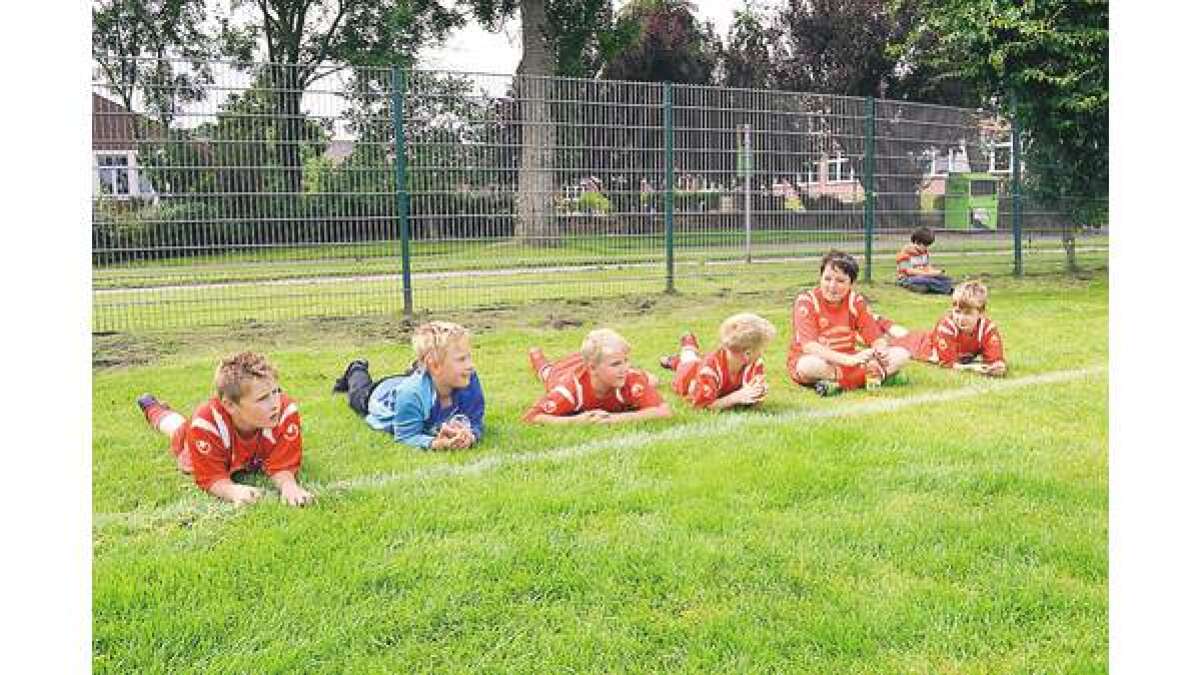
[92,58,1107,332]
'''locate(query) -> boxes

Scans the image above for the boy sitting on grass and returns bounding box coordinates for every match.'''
[658,313,777,410]
[524,328,672,424]
[896,226,953,294]
[137,351,313,507]
[892,279,1008,377]
[333,321,484,450]
[788,250,912,396]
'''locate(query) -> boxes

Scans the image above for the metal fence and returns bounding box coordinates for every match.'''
[92,58,1108,332]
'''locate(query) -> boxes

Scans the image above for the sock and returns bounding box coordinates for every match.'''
[836,365,867,390]
[529,349,551,383]
[155,410,186,436]
[678,346,700,364]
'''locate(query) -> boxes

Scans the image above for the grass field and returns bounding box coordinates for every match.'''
[93,274,1108,671]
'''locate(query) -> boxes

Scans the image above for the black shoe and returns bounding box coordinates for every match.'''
[333,359,369,393]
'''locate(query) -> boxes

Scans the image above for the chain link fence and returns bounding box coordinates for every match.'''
[92,58,1108,332]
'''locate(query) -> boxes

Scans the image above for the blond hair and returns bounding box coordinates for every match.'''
[412,321,471,368]
[718,313,777,352]
[952,280,989,311]
[580,328,630,366]
[213,351,278,403]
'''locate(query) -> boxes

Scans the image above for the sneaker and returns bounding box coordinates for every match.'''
[680,331,699,350]
[332,359,369,393]
[813,380,842,397]
[136,393,173,428]
[659,354,679,370]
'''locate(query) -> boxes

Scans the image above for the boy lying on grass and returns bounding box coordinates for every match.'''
[788,250,912,396]
[137,351,313,507]
[892,280,1008,377]
[658,313,777,410]
[524,328,672,424]
[333,321,484,450]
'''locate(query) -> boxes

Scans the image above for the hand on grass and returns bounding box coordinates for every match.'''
[229,484,264,506]
[280,483,314,507]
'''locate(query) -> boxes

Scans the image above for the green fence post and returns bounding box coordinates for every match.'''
[664,81,675,294]
[864,96,876,283]
[1011,94,1023,277]
[390,65,413,317]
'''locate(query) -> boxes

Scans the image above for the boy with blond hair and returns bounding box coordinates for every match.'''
[524,328,672,424]
[659,313,777,410]
[892,280,1007,376]
[137,351,313,507]
[334,321,485,450]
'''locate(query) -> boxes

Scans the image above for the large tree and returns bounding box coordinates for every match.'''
[600,0,720,84]
[224,0,465,194]
[92,0,217,131]
[902,0,1108,232]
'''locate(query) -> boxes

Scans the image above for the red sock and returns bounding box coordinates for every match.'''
[529,348,550,383]
[837,365,867,390]
[144,402,174,430]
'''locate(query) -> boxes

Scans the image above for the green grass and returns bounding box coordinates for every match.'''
[93,274,1107,672]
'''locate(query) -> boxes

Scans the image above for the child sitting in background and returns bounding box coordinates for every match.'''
[659,313,777,410]
[334,321,485,450]
[896,227,954,294]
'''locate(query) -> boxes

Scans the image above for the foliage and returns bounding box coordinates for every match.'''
[901,0,1108,220]
[601,0,721,84]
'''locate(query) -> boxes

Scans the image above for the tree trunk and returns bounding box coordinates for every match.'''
[515,0,558,246]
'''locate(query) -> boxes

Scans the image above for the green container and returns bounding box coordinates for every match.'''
[944,172,999,230]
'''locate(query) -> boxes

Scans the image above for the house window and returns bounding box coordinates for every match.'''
[990,140,1012,174]
[828,154,854,183]
[97,154,131,196]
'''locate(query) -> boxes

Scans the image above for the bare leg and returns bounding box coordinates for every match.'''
[793,354,837,385]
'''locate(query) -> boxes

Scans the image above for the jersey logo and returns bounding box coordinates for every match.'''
[818,317,830,329]
[796,304,809,317]
[284,422,299,441]
[194,439,212,455]
[938,338,949,351]
[542,400,558,414]
[630,383,645,399]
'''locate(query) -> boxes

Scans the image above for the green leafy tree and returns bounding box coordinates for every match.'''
[600,0,720,84]
[902,0,1108,265]
[224,0,466,193]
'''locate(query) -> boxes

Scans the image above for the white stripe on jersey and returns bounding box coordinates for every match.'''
[614,386,627,405]
[572,377,584,412]
[263,428,276,443]
[551,385,576,406]
[210,409,231,449]
[190,417,229,450]
[280,402,299,422]
[699,365,723,390]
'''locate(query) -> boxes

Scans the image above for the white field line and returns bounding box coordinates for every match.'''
[94,365,1106,530]
[93,245,1109,295]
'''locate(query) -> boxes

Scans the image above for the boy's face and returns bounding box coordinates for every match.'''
[226,376,282,431]
[590,347,631,390]
[818,263,853,304]
[430,339,475,390]
[951,305,983,332]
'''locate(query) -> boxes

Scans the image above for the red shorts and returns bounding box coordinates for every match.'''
[169,423,194,473]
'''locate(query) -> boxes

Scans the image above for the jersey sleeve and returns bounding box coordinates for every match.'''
[521,383,577,422]
[791,293,821,351]
[391,393,436,449]
[685,369,721,408]
[265,398,303,476]
[981,322,1006,364]
[853,295,884,345]
[461,373,486,440]
[747,357,765,382]
[626,371,664,409]
[932,316,961,367]
[186,418,233,491]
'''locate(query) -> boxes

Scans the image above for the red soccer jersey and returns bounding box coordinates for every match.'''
[672,348,765,408]
[169,394,303,490]
[787,288,884,371]
[896,313,1005,366]
[522,352,663,421]
[896,243,934,279]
